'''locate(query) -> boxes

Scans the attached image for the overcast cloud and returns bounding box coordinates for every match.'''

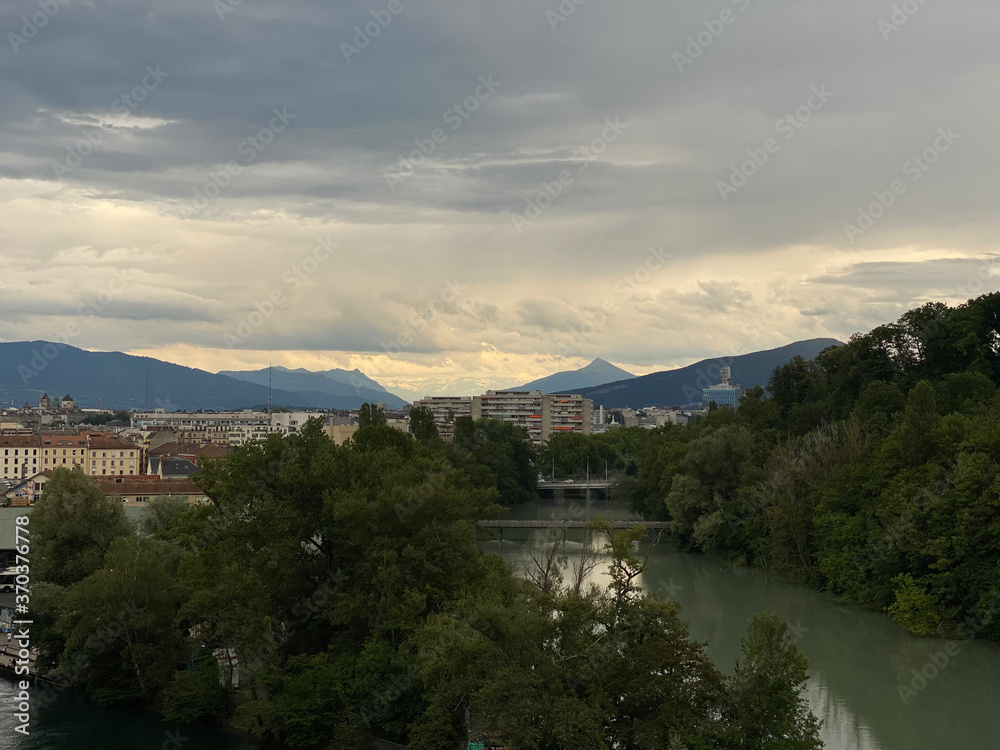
[1,0,997,396]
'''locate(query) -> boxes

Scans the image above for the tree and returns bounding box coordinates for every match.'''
[449,417,536,505]
[900,380,939,466]
[161,647,233,723]
[57,536,186,704]
[32,468,132,587]
[137,495,192,537]
[720,612,822,750]
[359,402,387,428]
[408,406,440,445]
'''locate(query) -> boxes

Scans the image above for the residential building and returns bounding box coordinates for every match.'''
[149,457,199,479]
[94,475,208,506]
[84,436,142,476]
[39,433,89,472]
[471,390,593,446]
[473,390,545,444]
[544,394,592,439]
[325,424,359,445]
[131,410,271,444]
[0,436,40,481]
[4,470,52,506]
[413,396,472,441]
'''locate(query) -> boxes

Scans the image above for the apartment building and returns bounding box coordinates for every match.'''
[131,410,271,444]
[413,396,472,441]
[134,410,328,447]
[544,394,593,439]
[0,435,40,481]
[470,391,593,446]
[2,432,144,480]
[40,433,89,472]
[86,436,142,476]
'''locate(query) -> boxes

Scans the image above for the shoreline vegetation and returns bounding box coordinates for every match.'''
[24,294,1000,748]
[608,294,1000,644]
[27,412,821,749]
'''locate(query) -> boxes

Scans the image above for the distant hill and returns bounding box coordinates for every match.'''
[520,358,635,393]
[0,342,394,411]
[574,339,843,408]
[219,366,406,409]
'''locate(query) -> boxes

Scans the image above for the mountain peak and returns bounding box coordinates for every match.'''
[519,358,635,393]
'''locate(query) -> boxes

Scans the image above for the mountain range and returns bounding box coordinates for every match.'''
[0,339,843,412]
[0,342,399,411]
[219,366,406,409]
[518,358,634,393]
[572,339,843,408]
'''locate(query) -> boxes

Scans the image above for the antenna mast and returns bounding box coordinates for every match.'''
[268,363,272,415]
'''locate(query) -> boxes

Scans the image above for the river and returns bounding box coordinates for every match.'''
[0,679,257,749]
[3,497,999,749]
[485,496,1000,750]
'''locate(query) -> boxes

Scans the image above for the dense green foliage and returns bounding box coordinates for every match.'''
[612,295,1000,641]
[32,413,821,748]
[31,468,133,586]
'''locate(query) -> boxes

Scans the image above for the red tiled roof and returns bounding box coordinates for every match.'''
[0,436,41,447]
[94,476,204,496]
[88,436,138,450]
[149,442,229,459]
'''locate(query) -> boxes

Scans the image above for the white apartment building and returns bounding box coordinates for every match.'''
[133,410,329,447]
[471,390,592,446]
[0,436,40,481]
[132,410,271,444]
[413,396,473,441]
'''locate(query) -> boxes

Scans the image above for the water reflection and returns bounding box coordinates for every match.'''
[483,499,1000,750]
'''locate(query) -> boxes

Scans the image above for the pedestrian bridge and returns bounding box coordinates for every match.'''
[478,518,669,541]
[478,519,668,530]
[536,479,612,490]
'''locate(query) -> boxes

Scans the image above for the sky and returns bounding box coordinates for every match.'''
[1,0,998,398]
